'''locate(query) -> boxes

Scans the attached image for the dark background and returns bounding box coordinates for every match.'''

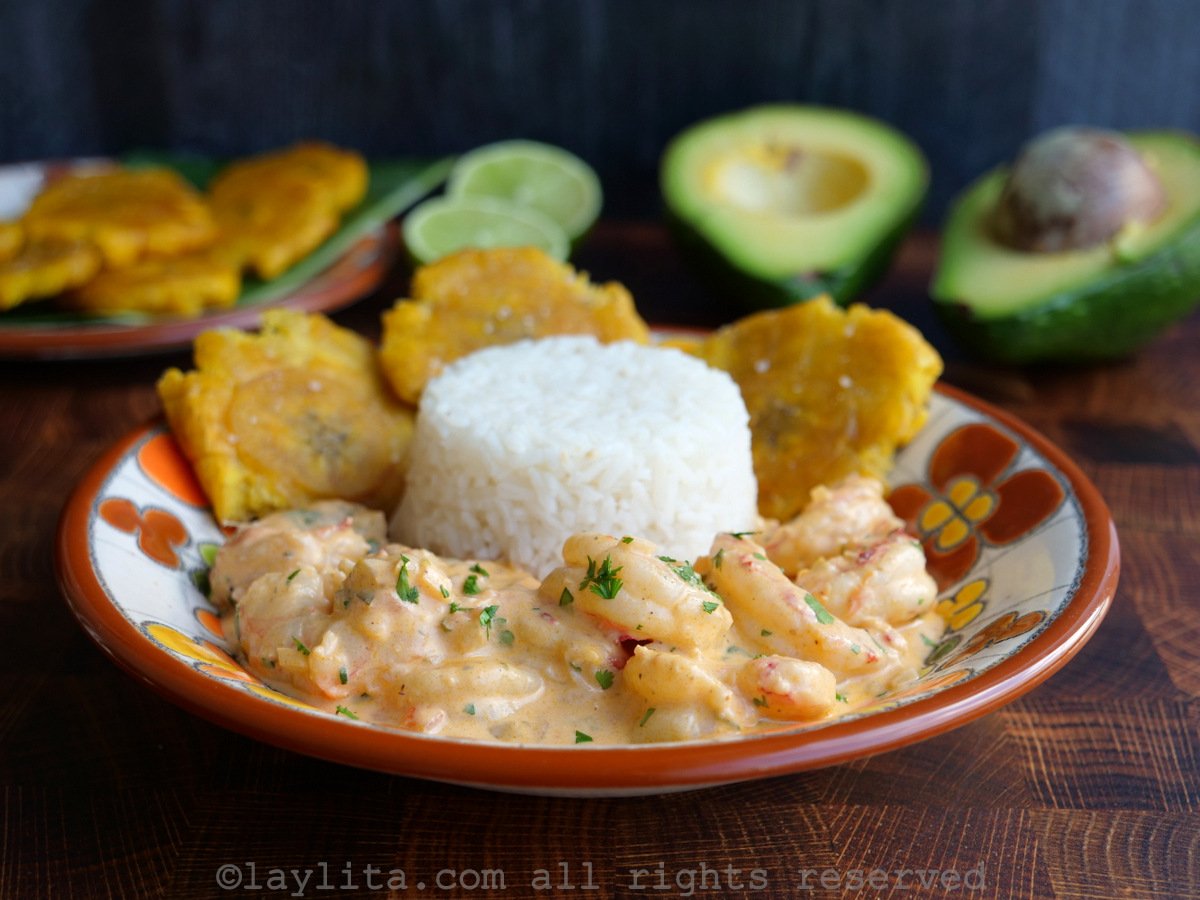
[2,0,1199,223]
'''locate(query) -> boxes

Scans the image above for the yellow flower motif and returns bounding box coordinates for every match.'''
[145,622,253,681]
[146,622,229,667]
[937,578,988,631]
[918,476,997,552]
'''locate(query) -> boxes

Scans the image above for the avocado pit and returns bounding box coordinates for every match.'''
[991,127,1167,253]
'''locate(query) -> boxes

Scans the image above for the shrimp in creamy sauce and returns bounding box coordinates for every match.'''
[212,477,944,745]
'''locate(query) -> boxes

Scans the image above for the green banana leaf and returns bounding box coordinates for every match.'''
[0,153,452,327]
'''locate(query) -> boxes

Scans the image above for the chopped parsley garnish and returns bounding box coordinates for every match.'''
[580,555,623,599]
[395,556,419,604]
[286,569,301,582]
[760,629,773,637]
[338,667,348,685]
[292,637,311,656]
[464,703,476,716]
[752,695,769,708]
[639,708,656,727]
[851,644,861,655]
[479,604,500,636]
[621,536,634,544]
[559,587,574,607]
[702,600,720,614]
[469,563,489,577]
[499,629,515,646]
[449,600,461,613]
[804,593,835,625]
[191,568,212,597]
[752,552,767,561]
[335,705,358,720]
[594,669,614,690]
[669,560,704,587]
[462,574,481,595]
[439,585,451,599]
[836,692,848,703]
[574,730,593,744]
[728,530,757,539]
[713,548,725,569]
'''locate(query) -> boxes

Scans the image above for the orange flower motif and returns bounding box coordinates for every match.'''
[99,498,189,568]
[890,423,1065,590]
[137,432,208,508]
[940,610,1046,668]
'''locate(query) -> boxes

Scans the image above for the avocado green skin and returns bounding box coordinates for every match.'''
[665,200,922,310]
[934,213,1200,363]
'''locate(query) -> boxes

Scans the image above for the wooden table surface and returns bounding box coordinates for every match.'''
[1,225,1197,899]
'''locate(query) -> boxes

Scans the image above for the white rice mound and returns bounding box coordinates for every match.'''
[390,336,758,577]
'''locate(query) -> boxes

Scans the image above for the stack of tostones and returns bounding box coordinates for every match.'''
[62,251,242,316]
[675,296,943,521]
[157,309,415,524]
[1,141,368,317]
[0,221,23,262]
[0,236,102,311]
[23,167,216,267]
[208,142,368,280]
[379,246,650,403]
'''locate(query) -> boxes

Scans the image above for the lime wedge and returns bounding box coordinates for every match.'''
[401,195,570,264]
[448,140,602,241]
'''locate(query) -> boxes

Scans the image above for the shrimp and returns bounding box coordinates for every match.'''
[762,475,904,577]
[209,500,385,608]
[385,660,544,722]
[698,532,900,679]
[795,530,938,627]
[622,645,755,729]
[538,533,732,651]
[736,655,838,720]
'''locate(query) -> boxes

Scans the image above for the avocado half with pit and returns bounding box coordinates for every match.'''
[933,130,1200,363]
[661,105,928,308]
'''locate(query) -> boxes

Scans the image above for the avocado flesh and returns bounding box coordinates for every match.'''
[933,132,1200,362]
[661,105,928,307]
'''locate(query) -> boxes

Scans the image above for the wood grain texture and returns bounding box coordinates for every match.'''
[1,227,1198,898]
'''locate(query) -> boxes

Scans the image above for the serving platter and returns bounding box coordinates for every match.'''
[0,226,397,359]
[56,381,1119,796]
[0,155,449,359]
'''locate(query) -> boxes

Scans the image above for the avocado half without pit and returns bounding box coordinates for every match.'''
[933,127,1200,363]
[661,105,929,308]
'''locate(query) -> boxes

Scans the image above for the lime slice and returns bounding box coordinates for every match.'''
[448,140,602,241]
[402,195,570,264]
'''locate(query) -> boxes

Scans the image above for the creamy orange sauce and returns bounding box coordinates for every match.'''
[211,477,944,745]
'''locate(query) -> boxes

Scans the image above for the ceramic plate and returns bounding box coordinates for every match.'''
[0,157,424,359]
[57,384,1119,796]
